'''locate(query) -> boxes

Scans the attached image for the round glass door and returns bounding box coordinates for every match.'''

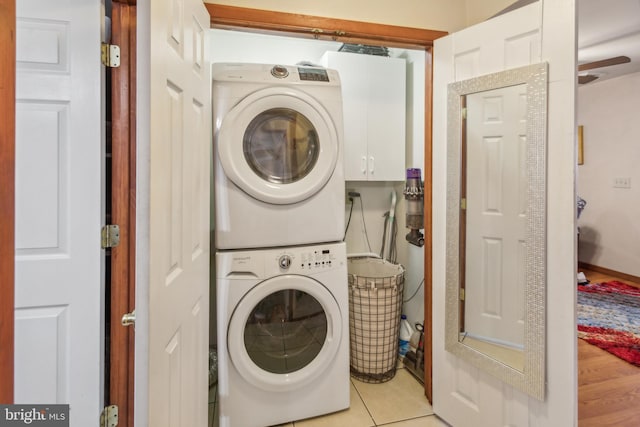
[227,275,342,391]
[244,108,319,185]
[244,289,326,374]
[217,87,339,205]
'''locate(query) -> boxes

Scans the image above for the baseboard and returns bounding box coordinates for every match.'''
[578,262,640,284]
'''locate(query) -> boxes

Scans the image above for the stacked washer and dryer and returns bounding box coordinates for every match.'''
[212,63,349,427]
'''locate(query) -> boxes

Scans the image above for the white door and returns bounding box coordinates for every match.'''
[135,0,211,426]
[432,1,577,426]
[464,84,526,347]
[14,0,104,424]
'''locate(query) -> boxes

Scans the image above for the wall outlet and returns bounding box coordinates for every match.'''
[345,188,360,203]
[613,177,632,189]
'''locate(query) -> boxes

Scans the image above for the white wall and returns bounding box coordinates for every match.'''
[208,30,341,66]
[343,181,426,329]
[577,71,640,277]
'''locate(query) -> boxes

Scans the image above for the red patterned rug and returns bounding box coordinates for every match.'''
[577,281,640,366]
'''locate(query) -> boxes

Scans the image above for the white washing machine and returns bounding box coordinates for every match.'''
[212,62,345,250]
[216,242,349,427]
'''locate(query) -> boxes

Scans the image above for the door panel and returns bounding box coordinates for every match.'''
[135,0,211,425]
[465,85,526,347]
[14,0,103,423]
[432,1,577,425]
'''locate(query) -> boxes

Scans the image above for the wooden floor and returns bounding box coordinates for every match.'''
[578,268,640,427]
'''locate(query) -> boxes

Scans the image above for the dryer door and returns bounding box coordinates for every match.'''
[217,87,339,205]
[227,274,343,392]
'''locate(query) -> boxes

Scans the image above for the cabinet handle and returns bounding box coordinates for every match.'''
[361,156,367,174]
[369,156,375,174]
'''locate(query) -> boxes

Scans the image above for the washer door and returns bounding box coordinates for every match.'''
[217,87,339,205]
[227,275,343,392]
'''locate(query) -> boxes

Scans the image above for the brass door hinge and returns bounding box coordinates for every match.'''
[460,288,465,301]
[101,43,121,68]
[101,225,120,249]
[100,405,118,427]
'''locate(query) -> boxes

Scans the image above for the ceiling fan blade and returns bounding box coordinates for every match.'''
[578,56,631,72]
[578,74,599,84]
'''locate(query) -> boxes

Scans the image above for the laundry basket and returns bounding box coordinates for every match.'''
[348,257,405,383]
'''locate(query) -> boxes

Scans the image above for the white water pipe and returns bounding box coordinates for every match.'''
[383,191,397,262]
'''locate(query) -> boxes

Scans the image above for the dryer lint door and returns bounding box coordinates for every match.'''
[217,87,339,205]
[227,275,343,391]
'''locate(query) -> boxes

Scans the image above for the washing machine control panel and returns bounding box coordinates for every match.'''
[219,243,346,278]
[272,245,343,274]
[295,248,337,271]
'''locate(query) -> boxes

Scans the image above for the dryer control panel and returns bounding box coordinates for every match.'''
[212,63,340,87]
[270,65,330,82]
[297,67,330,82]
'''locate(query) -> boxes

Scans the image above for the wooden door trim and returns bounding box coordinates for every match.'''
[206,4,445,402]
[423,47,434,403]
[0,0,15,404]
[207,4,446,48]
[110,2,137,426]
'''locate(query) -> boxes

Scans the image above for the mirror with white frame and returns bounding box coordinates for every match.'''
[445,62,548,400]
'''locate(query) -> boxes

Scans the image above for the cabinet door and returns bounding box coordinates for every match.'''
[323,51,368,180]
[367,56,406,181]
[323,52,406,181]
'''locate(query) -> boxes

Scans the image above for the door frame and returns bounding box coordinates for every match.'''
[0,0,15,404]
[109,1,137,425]
[206,3,447,402]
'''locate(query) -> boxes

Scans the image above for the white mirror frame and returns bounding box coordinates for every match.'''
[445,62,548,400]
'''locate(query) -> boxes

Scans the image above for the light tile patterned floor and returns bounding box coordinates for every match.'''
[209,367,449,427]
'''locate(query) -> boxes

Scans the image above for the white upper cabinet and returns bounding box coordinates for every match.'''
[322,51,406,181]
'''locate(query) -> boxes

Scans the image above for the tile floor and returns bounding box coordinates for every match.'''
[209,366,449,427]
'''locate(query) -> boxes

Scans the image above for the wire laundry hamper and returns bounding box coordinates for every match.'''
[348,257,405,383]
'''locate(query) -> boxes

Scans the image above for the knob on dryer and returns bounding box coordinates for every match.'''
[271,65,289,78]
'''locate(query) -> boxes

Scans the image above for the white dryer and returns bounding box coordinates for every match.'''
[212,63,345,250]
[216,242,349,426]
